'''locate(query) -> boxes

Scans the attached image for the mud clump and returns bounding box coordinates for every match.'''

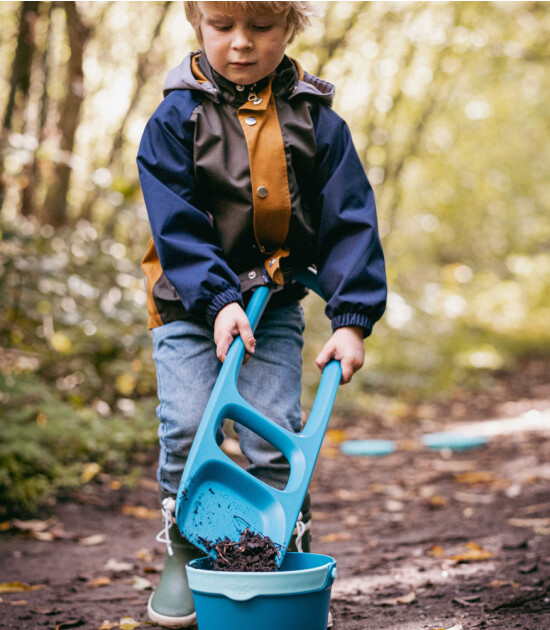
[206,528,280,572]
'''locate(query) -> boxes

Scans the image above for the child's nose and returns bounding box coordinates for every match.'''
[231,28,253,50]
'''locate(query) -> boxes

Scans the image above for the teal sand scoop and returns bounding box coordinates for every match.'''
[175,270,341,566]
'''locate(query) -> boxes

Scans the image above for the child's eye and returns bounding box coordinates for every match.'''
[215,24,233,32]
[253,24,273,32]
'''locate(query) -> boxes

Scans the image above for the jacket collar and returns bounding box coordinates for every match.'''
[163,52,334,107]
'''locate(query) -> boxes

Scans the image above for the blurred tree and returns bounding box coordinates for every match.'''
[42,2,90,226]
[2,1,38,133]
[0,1,38,212]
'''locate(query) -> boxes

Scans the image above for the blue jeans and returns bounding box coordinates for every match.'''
[152,303,305,496]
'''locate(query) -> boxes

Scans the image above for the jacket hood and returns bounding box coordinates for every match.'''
[163,52,335,106]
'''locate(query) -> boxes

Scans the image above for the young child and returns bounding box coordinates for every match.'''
[137,1,387,627]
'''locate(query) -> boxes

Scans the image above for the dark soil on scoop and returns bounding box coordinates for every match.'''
[206,527,280,572]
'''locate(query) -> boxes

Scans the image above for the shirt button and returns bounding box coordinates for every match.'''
[257,186,268,199]
[245,116,257,126]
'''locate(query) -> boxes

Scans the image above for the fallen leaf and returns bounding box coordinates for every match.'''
[143,565,159,573]
[378,590,416,605]
[453,491,495,504]
[466,541,483,550]
[453,595,481,606]
[12,516,57,532]
[98,622,116,630]
[110,480,122,490]
[428,495,448,508]
[121,505,159,520]
[79,534,106,546]
[81,462,101,483]
[325,429,347,444]
[0,597,27,605]
[30,531,55,542]
[396,591,416,604]
[449,542,495,563]
[344,514,359,527]
[135,548,153,562]
[131,576,152,591]
[385,499,404,512]
[119,616,141,630]
[0,582,45,593]
[455,471,495,484]
[508,517,550,528]
[319,532,352,543]
[521,502,550,514]
[105,558,134,572]
[427,544,445,557]
[86,577,111,588]
[0,522,11,531]
[487,580,519,588]
[333,489,360,501]
[31,526,70,542]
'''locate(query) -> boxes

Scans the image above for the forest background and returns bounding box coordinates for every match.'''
[1,1,549,516]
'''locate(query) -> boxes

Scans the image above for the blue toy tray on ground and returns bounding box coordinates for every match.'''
[421,431,489,451]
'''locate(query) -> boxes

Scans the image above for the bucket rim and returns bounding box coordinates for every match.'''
[186,552,337,601]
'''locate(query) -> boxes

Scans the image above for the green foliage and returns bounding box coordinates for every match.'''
[0,371,157,516]
[0,213,156,406]
[0,214,158,516]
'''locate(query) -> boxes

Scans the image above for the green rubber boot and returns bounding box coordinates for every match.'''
[147,498,205,628]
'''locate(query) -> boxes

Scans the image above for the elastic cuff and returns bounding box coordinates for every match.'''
[331,312,374,338]
[205,288,243,327]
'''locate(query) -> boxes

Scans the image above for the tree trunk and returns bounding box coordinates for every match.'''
[43,1,89,226]
[0,1,39,214]
[2,1,38,132]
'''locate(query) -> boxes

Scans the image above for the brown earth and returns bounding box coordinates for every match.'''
[1,358,549,630]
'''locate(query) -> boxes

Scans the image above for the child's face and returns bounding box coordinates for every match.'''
[200,9,289,86]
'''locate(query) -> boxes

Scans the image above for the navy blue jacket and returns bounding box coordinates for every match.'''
[137,53,386,334]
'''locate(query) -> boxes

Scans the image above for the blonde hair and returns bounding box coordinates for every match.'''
[184,1,317,45]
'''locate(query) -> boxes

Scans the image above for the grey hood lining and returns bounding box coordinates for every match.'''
[163,52,335,107]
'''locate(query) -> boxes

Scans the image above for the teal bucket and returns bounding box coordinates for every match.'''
[186,552,337,630]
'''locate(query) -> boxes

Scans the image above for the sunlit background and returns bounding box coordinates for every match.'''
[1,1,549,513]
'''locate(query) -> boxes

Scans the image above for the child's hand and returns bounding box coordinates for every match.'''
[315,326,365,385]
[214,303,256,364]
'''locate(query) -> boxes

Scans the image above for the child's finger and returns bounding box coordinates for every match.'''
[339,358,354,385]
[315,343,335,373]
[237,320,256,356]
[216,331,234,363]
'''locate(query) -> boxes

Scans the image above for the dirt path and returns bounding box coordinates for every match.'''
[2,361,550,630]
